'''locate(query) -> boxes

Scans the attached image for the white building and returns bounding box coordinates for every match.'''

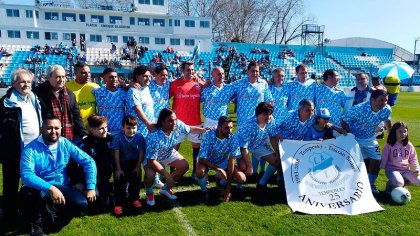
[0,0,212,51]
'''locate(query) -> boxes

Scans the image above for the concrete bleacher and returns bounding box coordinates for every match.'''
[0,42,414,89]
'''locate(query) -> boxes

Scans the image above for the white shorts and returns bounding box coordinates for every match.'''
[177,129,203,144]
[203,117,218,129]
[356,138,381,160]
[144,149,182,167]
[249,146,274,161]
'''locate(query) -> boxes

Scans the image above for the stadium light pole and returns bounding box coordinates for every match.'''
[413,37,420,86]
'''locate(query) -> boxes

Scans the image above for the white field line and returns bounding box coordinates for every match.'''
[170,200,197,236]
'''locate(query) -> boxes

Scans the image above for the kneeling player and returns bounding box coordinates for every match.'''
[195,116,246,203]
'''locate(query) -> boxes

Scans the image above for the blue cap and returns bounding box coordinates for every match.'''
[317,108,331,119]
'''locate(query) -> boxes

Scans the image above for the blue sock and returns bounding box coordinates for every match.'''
[368,173,378,186]
[196,176,208,192]
[146,187,153,195]
[219,179,227,186]
[259,159,267,173]
[252,156,259,174]
[259,165,277,185]
[153,174,160,186]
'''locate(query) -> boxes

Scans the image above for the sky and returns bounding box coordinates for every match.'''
[305,0,420,52]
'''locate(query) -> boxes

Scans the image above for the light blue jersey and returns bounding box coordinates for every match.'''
[270,85,288,123]
[149,80,170,121]
[227,78,273,127]
[314,84,347,126]
[126,87,154,137]
[198,130,241,169]
[201,84,232,120]
[238,117,275,150]
[274,110,315,140]
[341,101,391,140]
[285,79,317,111]
[93,87,126,134]
[111,132,145,162]
[145,120,190,163]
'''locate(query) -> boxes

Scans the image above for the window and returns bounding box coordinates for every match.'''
[6,9,19,17]
[90,34,102,42]
[107,35,118,43]
[185,20,195,27]
[170,38,180,46]
[153,19,165,27]
[35,11,39,19]
[26,31,40,39]
[139,37,149,44]
[7,30,21,38]
[174,19,180,27]
[155,37,165,45]
[138,18,150,26]
[123,36,131,43]
[138,0,150,4]
[110,16,122,25]
[152,0,164,5]
[25,10,33,18]
[45,32,58,40]
[200,21,210,28]
[62,13,76,22]
[63,33,72,41]
[91,15,104,23]
[79,14,85,22]
[45,12,59,20]
[130,17,135,25]
[185,39,195,46]
[169,19,172,27]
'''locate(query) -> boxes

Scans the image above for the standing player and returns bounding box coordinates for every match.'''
[143,108,206,205]
[314,69,347,127]
[344,72,371,112]
[126,65,154,137]
[201,67,232,128]
[149,65,170,122]
[195,116,246,203]
[270,68,288,123]
[66,62,100,128]
[93,68,126,135]
[284,64,316,111]
[341,89,392,194]
[170,61,204,175]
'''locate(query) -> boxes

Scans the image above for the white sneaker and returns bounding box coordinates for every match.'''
[146,193,155,206]
[159,188,177,200]
[154,179,164,189]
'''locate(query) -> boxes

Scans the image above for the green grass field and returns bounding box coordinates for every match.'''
[1,92,420,235]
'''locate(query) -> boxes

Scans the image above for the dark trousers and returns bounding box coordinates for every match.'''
[114,159,141,205]
[2,155,20,218]
[19,185,88,224]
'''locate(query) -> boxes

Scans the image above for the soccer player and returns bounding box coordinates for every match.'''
[314,69,347,127]
[201,67,232,128]
[149,65,170,122]
[344,72,371,112]
[284,64,317,111]
[170,61,204,174]
[227,61,273,129]
[126,65,154,137]
[341,89,392,194]
[237,102,281,189]
[270,68,288,123]
[195,116,246,203]
[93,67,126,135]
[66,62,100,128]
[143,108,206,206]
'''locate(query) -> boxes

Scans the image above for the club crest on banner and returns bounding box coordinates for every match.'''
[280,134,384,215]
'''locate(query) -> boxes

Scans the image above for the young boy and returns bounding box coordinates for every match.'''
[112,115,145,215]
[67,115,114,213]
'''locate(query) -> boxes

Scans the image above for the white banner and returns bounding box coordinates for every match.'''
[280,134,384,215]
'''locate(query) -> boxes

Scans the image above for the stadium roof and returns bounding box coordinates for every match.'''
[326,37,414,62]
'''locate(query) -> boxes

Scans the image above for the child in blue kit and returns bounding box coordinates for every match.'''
[112,115,145,215]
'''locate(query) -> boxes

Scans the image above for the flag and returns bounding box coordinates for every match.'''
[192,41,200,61]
